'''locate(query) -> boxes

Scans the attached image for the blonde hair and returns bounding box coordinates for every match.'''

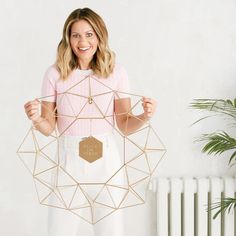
[56,8,116,80]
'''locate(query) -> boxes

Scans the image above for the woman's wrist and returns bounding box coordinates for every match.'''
[141,112,151,122]
[32,116,47,127]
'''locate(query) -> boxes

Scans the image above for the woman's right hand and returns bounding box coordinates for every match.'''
[24,99,41,122]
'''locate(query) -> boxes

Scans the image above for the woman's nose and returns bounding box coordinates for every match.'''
[78,35,88,43]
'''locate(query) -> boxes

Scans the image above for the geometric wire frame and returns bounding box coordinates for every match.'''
[17,74,166,224]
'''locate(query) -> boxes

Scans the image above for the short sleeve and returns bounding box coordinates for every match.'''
[41,65,59,102]
[114,64,131,99]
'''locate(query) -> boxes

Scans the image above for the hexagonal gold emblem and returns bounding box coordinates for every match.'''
[79,136,103,163]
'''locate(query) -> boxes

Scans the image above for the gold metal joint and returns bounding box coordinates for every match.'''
[88,97,93,104]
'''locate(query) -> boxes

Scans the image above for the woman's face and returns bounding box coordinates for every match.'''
[70,19,99,65]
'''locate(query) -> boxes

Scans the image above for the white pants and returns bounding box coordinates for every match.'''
[47,133,126,236]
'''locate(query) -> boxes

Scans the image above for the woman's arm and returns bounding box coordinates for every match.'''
[114,97,157,136]
[24,99,57,136]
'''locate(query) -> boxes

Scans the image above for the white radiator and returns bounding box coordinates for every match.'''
[149,177,236,236]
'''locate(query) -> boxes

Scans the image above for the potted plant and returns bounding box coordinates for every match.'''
[190,98,236,219]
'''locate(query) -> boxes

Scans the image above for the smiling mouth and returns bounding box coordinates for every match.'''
[78,46,91,52]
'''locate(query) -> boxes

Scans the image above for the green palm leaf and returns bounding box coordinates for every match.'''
[196,131,236,156]
[190,99,236,125]
[207,197,236,219]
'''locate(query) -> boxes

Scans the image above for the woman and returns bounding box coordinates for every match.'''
[24,7,156,236]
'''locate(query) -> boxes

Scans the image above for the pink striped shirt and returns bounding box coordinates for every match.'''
[41,63,130,136]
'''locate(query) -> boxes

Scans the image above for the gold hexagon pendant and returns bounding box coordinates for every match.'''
[79,136,103,163]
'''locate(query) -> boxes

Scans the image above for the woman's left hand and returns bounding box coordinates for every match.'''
[142,97,157,119]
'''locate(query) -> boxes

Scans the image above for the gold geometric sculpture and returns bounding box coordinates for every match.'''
[17,74,166,224]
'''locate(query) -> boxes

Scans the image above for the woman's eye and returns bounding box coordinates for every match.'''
[72,34,79,38]
[87,33,93,37]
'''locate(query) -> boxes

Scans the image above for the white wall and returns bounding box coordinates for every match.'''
[1,0,236,235]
